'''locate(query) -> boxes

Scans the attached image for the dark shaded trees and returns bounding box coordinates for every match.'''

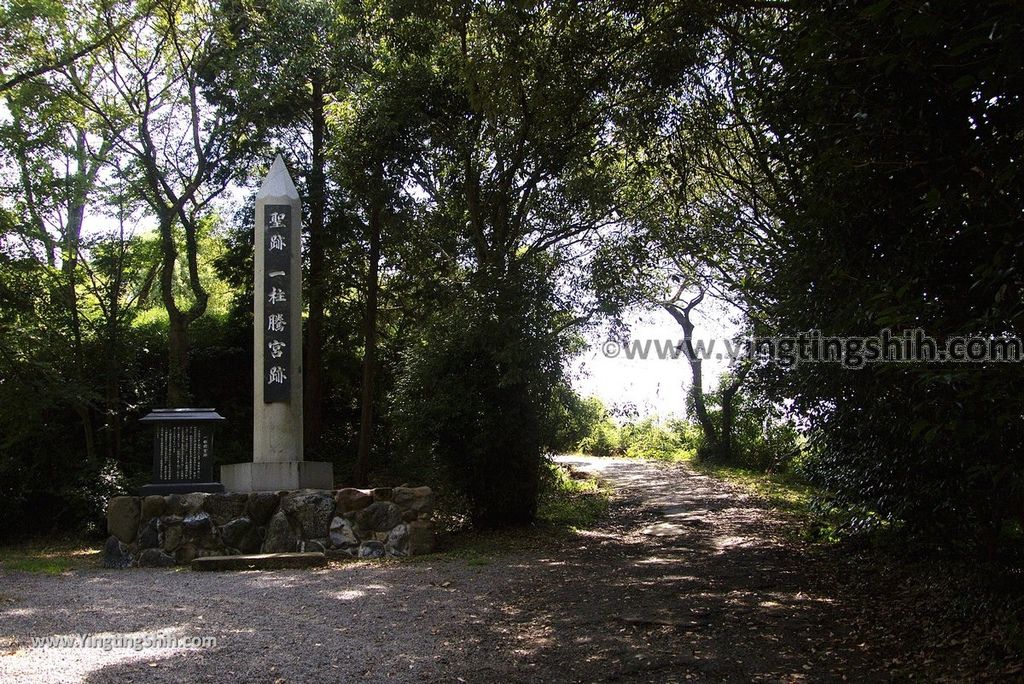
[328,2,435,485]
[390,0,714,525]
[669,1,1024,548]
[204,0,361,446]
[6,0,1019,550]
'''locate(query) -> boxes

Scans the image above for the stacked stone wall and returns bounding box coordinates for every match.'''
[103,487,435,568]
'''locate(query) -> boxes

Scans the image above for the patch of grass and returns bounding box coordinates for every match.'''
[462,550,492,566]
[674,453,857,544]
[409,527,549,566]
[686,458,814,514]
[411,462,612,566]
[0,540,100,575]
[623,446,695,463]
[536,461,612,530]
[4,557,75,575]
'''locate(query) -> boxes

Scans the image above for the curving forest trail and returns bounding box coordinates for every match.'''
[1,456,1020,683]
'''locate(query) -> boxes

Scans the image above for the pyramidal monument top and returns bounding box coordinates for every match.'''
[257,154,299,201]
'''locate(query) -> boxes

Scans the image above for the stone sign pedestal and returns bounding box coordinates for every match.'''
[220,155,333,492]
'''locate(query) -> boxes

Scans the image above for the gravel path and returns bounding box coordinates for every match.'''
[0,456,1016,682]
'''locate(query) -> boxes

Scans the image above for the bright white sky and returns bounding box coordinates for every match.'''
[572,302,740,421]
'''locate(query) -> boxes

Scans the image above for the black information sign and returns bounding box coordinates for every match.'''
[139,408,225,495]
[264,203,291,403]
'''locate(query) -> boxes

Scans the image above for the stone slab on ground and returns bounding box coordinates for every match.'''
[190,552,326,571]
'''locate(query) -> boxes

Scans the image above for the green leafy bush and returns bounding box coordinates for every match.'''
[546,387,607,453]
[739,0,1024,551]
[620,418,691,461]
[578,419,622,458]
[394,264,568,528]
[536,461,610,529]
[574,404,695,462]
[572,382,798,473]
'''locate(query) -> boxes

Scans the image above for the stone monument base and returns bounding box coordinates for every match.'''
[102,485,436,568]
[220,461,334,492]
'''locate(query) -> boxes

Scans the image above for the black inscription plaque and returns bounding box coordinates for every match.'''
[263,203,291,403]
[139,408,225,495]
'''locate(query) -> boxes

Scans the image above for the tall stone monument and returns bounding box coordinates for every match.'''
[221,155,334,492]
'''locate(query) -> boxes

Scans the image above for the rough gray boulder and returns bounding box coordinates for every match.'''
[262,511,299,553]
[358,541,386,559]
[385,523,410,557]
[355,502,402,534]
[334,488,373,514]
[137,518,160,550]
[329,516,358,548]
[141,495,166,520]
[407,520,435,555]
[164,494,186,517]
[182,511,224,553]
[181,492,209,513]
[301,539,326,553]
[246,492,280,526]
[101,536,133,568]
[220,517,263,553]
[182,511,213,535]
[107,496,140,544]
[392,487,434,518]
[137,548,176,568]
[174,543,199,564]
[203,493,248,525]
[158,516,183,552]
[280,490,335,539]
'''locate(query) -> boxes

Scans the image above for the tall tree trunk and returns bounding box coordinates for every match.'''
[104,252,125,461]
[664,296,722,461]
[167,311,189,407]
[155,211,206,407]
[158,211,190,407]
[105,351,123,461]
[355,199,383,486]
[665,294,752,463]
[65,215,95,465]
[155,198,208,407]
[65,128,96,465]
[718,366,751,463]
[304,78,327,450]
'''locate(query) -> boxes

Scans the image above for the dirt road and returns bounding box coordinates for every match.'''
[1,456,1018,682]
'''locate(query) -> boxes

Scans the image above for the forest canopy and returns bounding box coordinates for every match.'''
[1,0,1021,551]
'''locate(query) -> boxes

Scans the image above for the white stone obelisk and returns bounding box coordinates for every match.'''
[253,154,303,462]
[221,155,333,492]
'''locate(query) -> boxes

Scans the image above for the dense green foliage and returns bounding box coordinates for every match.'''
[1,0,1021,554]
[734,1,1024,548]
[394,265,566,528]
[573,390,799,473]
